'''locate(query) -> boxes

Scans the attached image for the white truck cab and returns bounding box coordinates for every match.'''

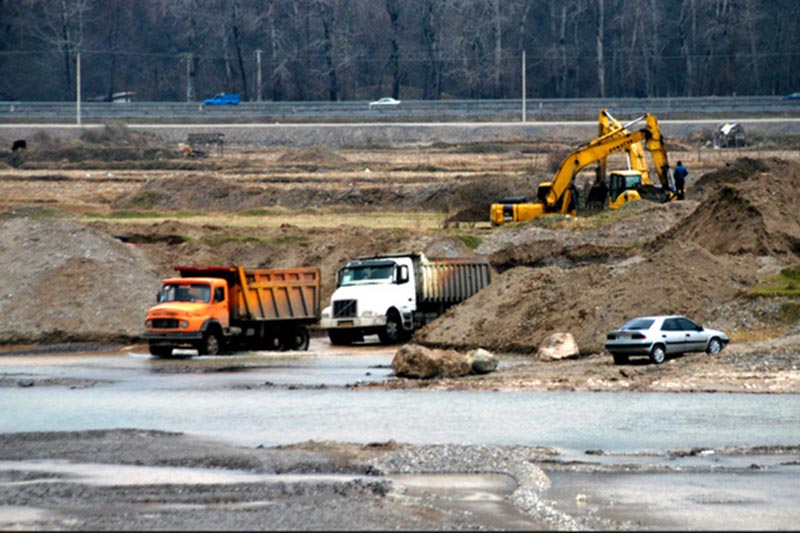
[321,253,491,345]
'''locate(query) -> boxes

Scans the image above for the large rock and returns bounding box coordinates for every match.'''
[466,348,498,374]
[535,332,580,361]
[392,344,472,379]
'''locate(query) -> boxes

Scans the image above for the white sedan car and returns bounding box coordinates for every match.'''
[369,97,401,109]
[605,315,729,365]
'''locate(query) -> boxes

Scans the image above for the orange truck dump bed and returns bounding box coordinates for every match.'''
[142,265,320,357]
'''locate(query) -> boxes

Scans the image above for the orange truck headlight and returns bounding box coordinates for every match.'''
[180,321,190,328]
[145,320,152,328]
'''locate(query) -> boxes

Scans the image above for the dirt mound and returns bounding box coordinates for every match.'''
[691,157,775,198]
[415,241,756,353]
[276,145,348,165]
[114,175,263,212]
[417,158,800,354]
[660,158,800,257]
[2,124,171,168]
[0,217,162,344]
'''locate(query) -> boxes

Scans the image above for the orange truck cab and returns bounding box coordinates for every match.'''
[142,266,320,358]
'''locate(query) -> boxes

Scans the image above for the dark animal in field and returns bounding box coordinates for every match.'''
[12,139,26,151]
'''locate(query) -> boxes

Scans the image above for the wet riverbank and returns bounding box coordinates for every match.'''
[0,430,798,530]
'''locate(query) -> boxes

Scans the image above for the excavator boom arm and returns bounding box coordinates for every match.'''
[545,113,672,206]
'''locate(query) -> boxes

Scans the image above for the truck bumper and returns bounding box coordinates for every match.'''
[320,316,387,330]
[142,331,204,341]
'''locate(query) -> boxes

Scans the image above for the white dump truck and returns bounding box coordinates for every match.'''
[320,253,492,345]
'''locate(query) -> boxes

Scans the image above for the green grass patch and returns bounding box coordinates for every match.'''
[271,235,310,246]
[96,210,202,219]
[456,233,482,250]
[0,207,68,220]
[237,207,288,217]
[196,234,263,247]
[750,264,800,297]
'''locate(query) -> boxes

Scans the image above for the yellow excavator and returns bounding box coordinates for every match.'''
[490,110,676,225]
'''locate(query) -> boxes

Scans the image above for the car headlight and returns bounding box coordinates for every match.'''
[360,310,378,317]
[180,321,189,328]
[145,320,152,328]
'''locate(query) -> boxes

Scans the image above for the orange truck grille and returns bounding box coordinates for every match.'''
[151,318,180,329]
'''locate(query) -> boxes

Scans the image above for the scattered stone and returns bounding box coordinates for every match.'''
[391,344,471,379]
[535,332,580,361]
[466,348,498,374]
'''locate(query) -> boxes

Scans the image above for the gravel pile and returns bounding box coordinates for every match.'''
[0,216,162,344]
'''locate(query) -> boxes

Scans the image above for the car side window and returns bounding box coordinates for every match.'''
[661,319,679,331]
[677,317,700,331]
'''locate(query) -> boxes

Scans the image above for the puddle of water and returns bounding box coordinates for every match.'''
[0,505,53,525]
[390,473,546,530]
[542,465,800,530]
[0,460,365,487]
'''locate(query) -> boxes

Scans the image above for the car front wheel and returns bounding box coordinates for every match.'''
[707,338,722,355]
[649,344,666,365]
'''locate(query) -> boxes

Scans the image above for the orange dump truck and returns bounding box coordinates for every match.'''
[142,266,320,357]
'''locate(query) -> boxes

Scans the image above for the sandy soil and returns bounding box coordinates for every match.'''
[1,128,799,394]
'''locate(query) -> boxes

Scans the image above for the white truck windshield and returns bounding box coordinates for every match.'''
[339,264,394,286]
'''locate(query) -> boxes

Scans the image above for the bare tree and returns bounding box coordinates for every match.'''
[596,0,605,97]
[32,0,90,99]
[385,0,401,99]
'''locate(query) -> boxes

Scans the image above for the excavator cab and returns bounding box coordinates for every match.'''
[608,170,673,210]
[608,170,644,208]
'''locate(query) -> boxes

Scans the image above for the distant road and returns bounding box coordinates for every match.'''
[1,97,798,147]
[2,118,799,148]
[1,96,798,123]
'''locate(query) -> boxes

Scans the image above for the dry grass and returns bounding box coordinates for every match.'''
[85,208,448,231]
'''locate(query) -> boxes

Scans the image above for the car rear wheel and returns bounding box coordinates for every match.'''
[649,344,666,365]
[707,337,722,355]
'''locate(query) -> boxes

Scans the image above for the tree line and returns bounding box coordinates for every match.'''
[1,0,798,102]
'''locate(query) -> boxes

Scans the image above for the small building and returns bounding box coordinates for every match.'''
[712,122,746,148]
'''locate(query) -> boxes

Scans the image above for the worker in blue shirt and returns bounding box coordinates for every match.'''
[673,161,688,200]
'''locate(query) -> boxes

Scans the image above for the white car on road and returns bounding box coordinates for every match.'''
[605,315,729,365]
[369,97,401,109]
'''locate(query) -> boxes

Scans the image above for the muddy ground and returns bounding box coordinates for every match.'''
[1,429,798,531]
[0,124,799,394]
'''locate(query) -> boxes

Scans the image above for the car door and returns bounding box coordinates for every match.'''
[677,317,707,353]
[659,318,687,354]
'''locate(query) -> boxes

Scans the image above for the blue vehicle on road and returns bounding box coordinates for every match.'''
[203,93,240,105]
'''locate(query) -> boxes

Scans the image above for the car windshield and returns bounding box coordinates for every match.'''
[160,283,211,303]
[339,263,394,286]
[621,318,654,330]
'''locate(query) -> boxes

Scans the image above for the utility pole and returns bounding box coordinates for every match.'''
[521,50,526,123]
[255,49,263,102]
[76,51,82,126]
[185,53,194,102]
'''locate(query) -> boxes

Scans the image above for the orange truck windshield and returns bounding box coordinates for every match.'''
[159,283,211,303]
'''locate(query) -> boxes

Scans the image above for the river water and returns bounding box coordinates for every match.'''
[2,341,799,461]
